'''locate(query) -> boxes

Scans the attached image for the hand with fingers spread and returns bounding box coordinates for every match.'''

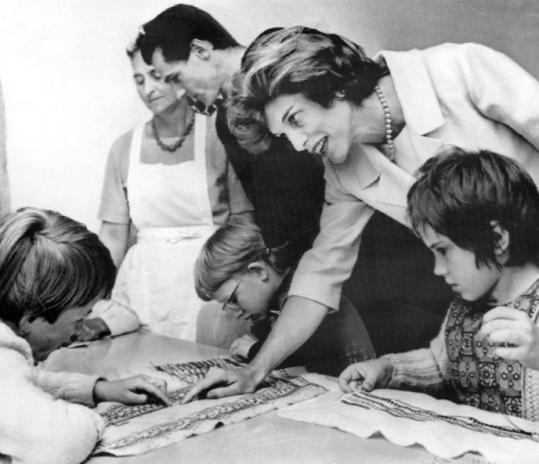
[94,375,172,406]
[338,358,393,393]
[478,306,539,370]
[182,365,265,404]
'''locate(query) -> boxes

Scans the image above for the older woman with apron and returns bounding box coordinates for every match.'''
[93,45,252,340]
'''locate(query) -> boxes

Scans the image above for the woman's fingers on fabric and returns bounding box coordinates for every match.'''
[206,384,241,399]
[181,367,229,404]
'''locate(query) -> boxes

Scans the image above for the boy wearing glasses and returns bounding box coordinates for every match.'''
[194,217,374,376]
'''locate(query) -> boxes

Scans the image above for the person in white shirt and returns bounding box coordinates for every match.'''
[0,207,170,464]
[183,26,539,401]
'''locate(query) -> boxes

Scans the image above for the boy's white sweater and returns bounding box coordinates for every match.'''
[0,322,105,464]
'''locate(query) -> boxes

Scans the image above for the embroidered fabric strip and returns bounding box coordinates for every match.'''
[278,389,539,464]
[95,357,330,456]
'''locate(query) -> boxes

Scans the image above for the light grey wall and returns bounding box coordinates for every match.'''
[0,0,536,229]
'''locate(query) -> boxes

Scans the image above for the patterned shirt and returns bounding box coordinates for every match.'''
[445,280,539,414]
[385,278,539,419]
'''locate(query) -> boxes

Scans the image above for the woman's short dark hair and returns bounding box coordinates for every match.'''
[0,208,116,325]
[227,26,387,154]
[407,147,539,268]
[137,4,239,65]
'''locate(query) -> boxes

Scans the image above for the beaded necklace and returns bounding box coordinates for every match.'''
[374,85,396,162]
[151,112,195,152]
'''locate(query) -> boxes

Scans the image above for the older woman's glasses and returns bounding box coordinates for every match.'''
[222,280,242,312]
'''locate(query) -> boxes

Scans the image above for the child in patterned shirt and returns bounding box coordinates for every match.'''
[339,147,539,420]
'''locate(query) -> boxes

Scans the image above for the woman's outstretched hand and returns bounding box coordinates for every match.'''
[182,365,265,404]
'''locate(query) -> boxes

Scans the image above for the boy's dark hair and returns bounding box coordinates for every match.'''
[137,4,239,65]
[407,147,539,268]
[0,208,116,325]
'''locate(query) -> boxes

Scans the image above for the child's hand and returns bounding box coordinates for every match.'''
[338,358,393,393]
[479,306,539,370]
[229,334,258,360]
[74,317,111,342]
[94,375,171,406]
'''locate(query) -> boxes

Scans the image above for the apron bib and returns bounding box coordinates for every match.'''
[112,114,216,339]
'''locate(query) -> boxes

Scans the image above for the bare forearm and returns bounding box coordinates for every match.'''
[182,296,329,402]
[99,221,130,269]
[249,296,328,377]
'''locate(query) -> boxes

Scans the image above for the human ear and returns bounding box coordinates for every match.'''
[246,261,269,281]
[190,39,212,60]
[490,220,510,256]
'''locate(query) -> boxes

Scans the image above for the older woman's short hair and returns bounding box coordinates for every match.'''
[227,26,387,154]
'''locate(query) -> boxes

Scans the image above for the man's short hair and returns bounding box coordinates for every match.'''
[138,4,239,65]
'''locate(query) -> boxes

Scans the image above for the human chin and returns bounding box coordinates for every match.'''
[451,284,484,303]
[153,99,177,115]
[326,142,349,165]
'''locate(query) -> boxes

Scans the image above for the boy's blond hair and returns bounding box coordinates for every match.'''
[195,216,277,300]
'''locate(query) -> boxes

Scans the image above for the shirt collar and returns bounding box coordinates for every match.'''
[188,94,225,116]
[375,49,445,135]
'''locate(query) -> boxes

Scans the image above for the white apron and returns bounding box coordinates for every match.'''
[112,114,216,339]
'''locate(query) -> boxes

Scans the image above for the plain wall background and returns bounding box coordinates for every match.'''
[0,0,537,230]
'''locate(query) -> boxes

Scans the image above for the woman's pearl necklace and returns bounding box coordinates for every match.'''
[374,85,396,162]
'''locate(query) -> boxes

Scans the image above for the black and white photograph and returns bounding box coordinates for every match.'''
[0,1,538,463]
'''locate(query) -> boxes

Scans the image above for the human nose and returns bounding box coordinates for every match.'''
[286,130,307,152]
[144,79,159,97]
[433,256,446,277]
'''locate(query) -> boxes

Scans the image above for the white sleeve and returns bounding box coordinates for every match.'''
[287,173,375,310]
[89,298,141,337]
[1,350,105,464]
[458,43,539,150]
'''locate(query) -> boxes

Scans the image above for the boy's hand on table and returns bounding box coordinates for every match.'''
[479,306,539,370]
[229,334,258,360]
[338,358,393,393]
[94,376,172,406]
[181,365,265,404]
[74,318,111,342]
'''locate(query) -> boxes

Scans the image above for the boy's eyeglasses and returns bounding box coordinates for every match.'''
[222,280,242,312]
